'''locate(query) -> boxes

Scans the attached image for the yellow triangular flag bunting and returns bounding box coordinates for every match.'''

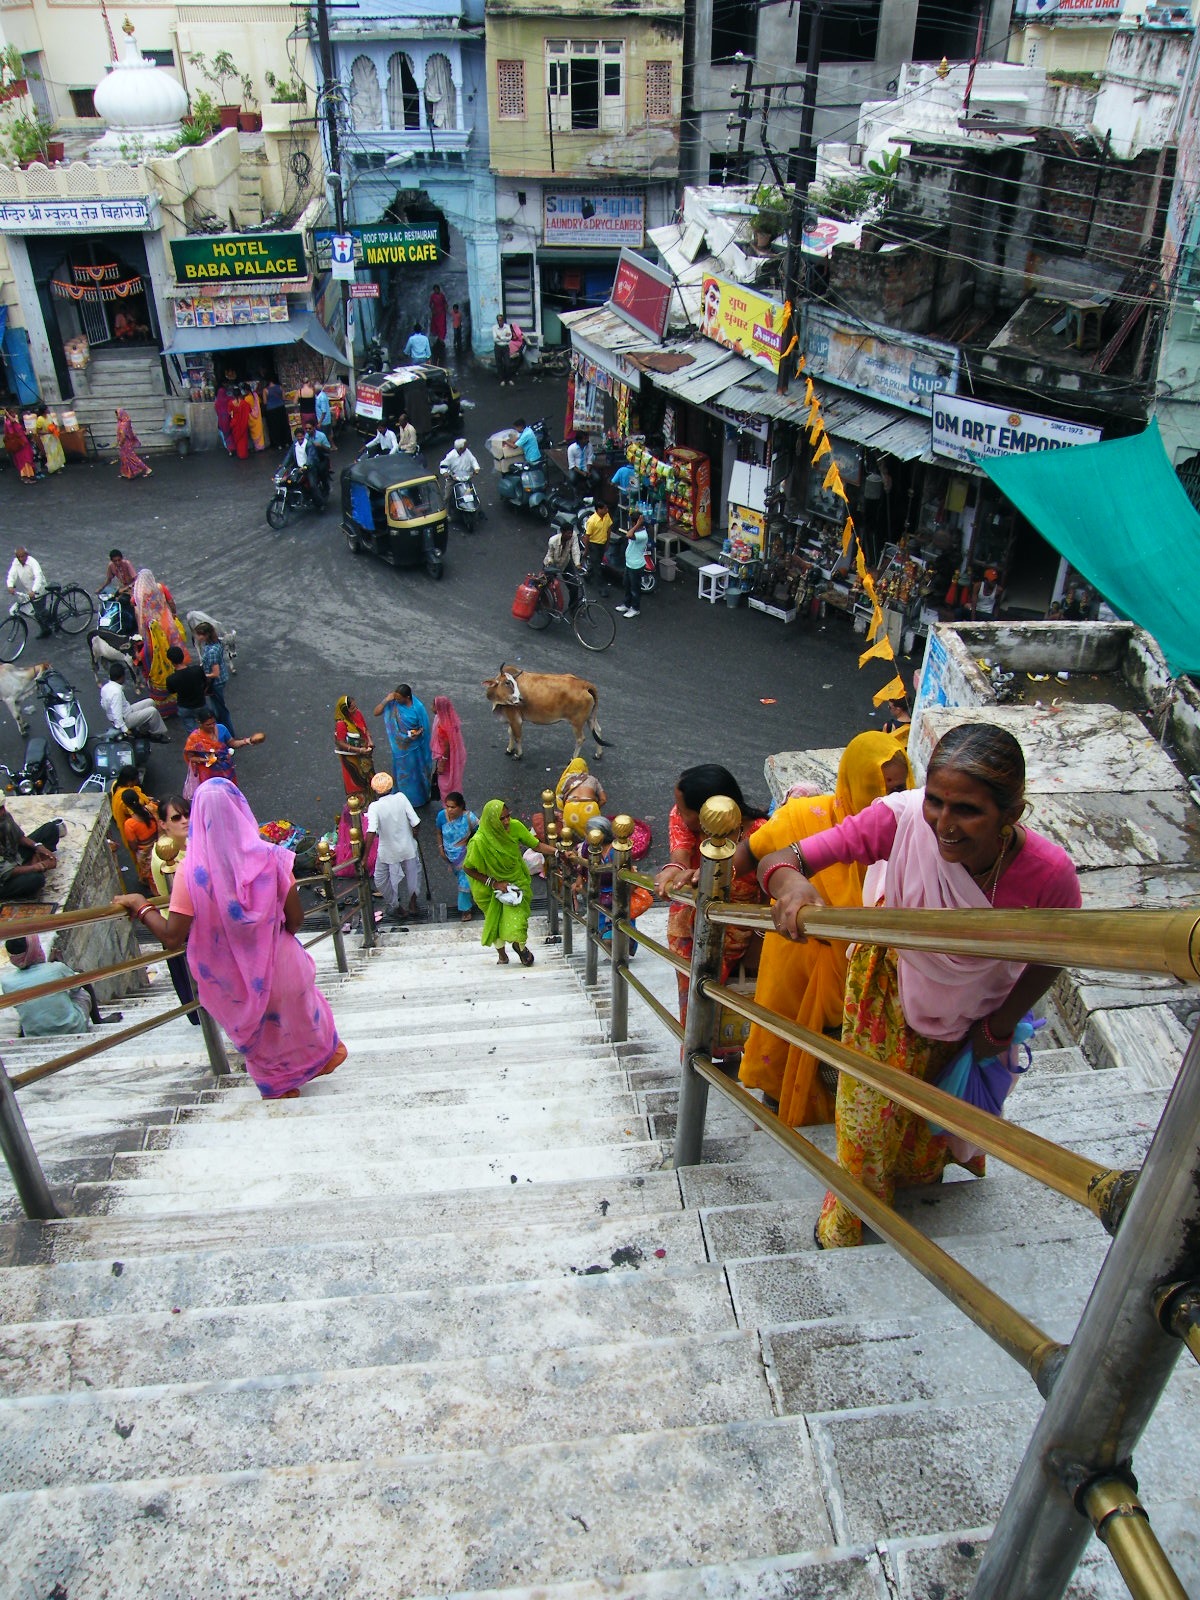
[812,432,832,464]
[873,674,907,707]
[804,377,814,404]
[796,354,806,372]
[822,462,845,498]
[841,517,855,555]
[781,334,798,360]
[855,548,869,582]
[867,603,885,643]
[859,634,895,668]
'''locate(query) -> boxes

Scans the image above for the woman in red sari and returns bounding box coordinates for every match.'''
[4,413,36,483]
[115,409,152,479]
[334,694,374,798]
[229,389,251,460]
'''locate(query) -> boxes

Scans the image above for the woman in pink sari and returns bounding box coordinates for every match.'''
[429,694,466,804]
[4,413,37,482]
[759,722,1080,1248]
[115,409,152,479]
[132,567,187,711]
[116,779,346,1099]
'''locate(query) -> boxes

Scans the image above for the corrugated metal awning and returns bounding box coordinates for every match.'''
[649,345,759,406]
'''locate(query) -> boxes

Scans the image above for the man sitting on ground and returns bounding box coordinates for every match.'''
[0,935,121,1035]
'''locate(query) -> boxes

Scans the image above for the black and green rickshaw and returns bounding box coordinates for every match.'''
[340,454,449,579]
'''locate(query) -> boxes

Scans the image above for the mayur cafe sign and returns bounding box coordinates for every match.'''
[170,232,307,283]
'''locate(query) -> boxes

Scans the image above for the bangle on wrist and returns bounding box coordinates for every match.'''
[980,1016,1013,1052]
[761,860,801,897]
[135,905,153,925]
[790,842,809,876]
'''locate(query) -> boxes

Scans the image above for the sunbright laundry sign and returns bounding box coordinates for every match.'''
[543,194,645,248]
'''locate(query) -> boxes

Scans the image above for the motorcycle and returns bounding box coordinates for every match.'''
[90,728,151,791]
[0,734,59,795]
[443,474,483,534]
[37,667,91,775]
[267,464,328,530]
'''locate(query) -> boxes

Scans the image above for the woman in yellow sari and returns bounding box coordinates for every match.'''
[246,382,266,452]
[732,732,910,1126]
[555,757,607,839]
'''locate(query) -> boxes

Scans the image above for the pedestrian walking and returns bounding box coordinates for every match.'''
[429,283,448,366]
[263,378,289,450]
[246,382,266,452]
[3,413,37,483]
[452,303,464,361]
[430,694,467,805]
[436,791,479,921]
[618,511,649,619]
[493,312,513,385]
[194,621,235,734]
[366,772,422,921]
[115,409,152,479]
[405,324,432,364]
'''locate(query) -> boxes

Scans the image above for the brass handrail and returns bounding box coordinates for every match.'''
[617,962,683,1041]
[0,897,165,940]
[0,949,158,1013]
[10,1000,200,1089]
[693,1055,1065,1391]
[1080,1479,1190,1600]
[617,921,688,975]
[704,902,1200,984]
[703,977,1129,1229]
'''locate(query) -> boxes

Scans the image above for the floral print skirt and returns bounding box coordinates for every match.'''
[816,942,985,1249]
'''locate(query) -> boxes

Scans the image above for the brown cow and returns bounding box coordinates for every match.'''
[482,664,610,761]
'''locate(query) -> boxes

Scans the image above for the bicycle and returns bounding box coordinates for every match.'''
[0,583,96,663]
[525,570,616,652]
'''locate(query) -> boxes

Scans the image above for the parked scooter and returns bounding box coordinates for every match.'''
[267,464,328,530]
[0,734,59,795]
[490,419,555,520]
[37,667,91,775]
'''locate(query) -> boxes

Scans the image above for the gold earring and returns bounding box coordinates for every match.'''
[1000,823,1014,842]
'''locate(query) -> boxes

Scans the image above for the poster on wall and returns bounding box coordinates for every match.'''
[803,306,959,414]
[699,276,788,372]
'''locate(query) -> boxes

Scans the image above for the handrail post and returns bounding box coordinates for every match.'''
[348,794,375,951]
[970,1017,1200,1600]
[609,815,635,1044]
[558,825,574,958]
[316,839,349,975]
[0,1059,60,1219]
[674,795,739,1169]
[196,1006,230,1077]
[542,789,560,941]
[584,823,604,987]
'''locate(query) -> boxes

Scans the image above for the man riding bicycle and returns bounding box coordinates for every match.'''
[7,547,51,637]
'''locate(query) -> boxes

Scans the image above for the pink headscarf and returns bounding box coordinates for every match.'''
[180,779,293,1051]
[878,789,1027,1042]
[6,933,45,969]
[431,694,466,799]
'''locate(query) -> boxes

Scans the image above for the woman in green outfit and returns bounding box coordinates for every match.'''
[464,799,554,966]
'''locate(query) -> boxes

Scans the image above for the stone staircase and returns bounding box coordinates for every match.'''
[67,347,174,452]
[0,911,1197,1599]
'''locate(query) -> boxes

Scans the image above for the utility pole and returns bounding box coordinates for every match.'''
[315,0,344,232]
[778,0,823,394]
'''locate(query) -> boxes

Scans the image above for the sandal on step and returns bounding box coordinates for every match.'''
[318,1041,348,1078]
[517,946,535,967]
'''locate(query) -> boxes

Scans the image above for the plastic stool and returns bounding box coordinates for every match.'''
[698,563,729,603]
[658,532,683,562]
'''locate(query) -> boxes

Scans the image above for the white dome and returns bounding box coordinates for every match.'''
[93,31,188,133]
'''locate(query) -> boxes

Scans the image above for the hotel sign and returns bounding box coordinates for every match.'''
[544,194,645,249]
[170,232,307,283]
[0,198,155,232]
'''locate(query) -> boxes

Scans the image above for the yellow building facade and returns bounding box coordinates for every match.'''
[484,0,683,344]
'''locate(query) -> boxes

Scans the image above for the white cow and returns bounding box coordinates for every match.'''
[0,662,47,735]
[185,609,238,675]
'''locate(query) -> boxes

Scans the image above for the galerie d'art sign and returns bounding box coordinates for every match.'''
[170,233,307,283]
[699,275,788,373]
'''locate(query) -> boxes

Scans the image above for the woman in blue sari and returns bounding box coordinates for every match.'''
[374,683,432,806]
[436,790,480,920]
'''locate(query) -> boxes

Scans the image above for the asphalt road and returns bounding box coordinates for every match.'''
[1,359,885,905]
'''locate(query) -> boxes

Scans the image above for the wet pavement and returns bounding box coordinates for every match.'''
[0,355,895,904]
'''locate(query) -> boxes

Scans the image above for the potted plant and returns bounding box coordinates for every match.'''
[0,44,27,104]
[238,74,262,133]
[262,71,307,132]
[187,89,221,138]
[751,183,789,251]
[187,50,241,128]
[6,110,56,165]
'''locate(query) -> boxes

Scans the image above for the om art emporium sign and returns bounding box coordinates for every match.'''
[170,233,307,284]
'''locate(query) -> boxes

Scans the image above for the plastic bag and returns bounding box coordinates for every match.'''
[930,1014,1040,1136]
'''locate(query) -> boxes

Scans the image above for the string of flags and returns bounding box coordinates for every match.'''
[798,357,907,710]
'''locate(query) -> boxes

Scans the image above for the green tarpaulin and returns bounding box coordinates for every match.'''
[979,421,1197,677]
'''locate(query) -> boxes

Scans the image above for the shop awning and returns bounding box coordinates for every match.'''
[980,422,1200,676]
[162,312,347,365]
[810,382,931,460]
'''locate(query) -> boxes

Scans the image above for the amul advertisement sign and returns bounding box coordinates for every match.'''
[543,194,645,248]
[170,233,307,283]
[699,276,788,373]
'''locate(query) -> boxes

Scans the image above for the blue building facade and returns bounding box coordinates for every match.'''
[317,0,500,359]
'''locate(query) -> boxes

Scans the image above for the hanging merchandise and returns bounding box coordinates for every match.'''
[667,447,711,538]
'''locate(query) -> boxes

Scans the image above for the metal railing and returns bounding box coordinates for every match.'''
[0,806,380,1223]
[541,790,1200,1600]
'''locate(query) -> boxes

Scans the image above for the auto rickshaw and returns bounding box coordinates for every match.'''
[353,364,462,446]
[341,455,449,580]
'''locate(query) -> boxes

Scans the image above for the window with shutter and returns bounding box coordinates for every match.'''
[546,40,623,132]
[645,60,671,121]
[496,59,526,120]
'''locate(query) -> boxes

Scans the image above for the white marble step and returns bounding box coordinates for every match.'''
[74,1136,666,1214]
[33,1169,684,1263]
[109,1108,653,1182]
[0,1416,833,1599]
[0,1327,771,1493]
[0,1208,707,1324]
[0,1263,735,1396]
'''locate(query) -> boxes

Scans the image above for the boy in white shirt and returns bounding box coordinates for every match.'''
[365,771,422,920]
